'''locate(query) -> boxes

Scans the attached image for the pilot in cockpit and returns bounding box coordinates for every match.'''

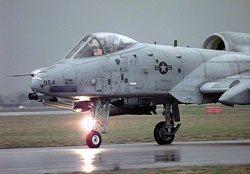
[75,38,103,58]
[89,39,103,56]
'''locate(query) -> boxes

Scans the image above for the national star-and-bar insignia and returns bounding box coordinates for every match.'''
[155,61,172,75]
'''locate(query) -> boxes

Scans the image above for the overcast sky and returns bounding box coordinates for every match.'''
[0,0,250,96]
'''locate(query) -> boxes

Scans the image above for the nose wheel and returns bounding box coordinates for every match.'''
[86,131,102,148]
[81,98,110,148]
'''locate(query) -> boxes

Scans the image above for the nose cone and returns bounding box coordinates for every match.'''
[31,78,42,91]
[30,72,47,92]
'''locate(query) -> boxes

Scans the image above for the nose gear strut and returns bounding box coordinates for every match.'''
[84,98,110,148]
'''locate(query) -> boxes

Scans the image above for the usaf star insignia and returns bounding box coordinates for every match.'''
[155,62,172,74]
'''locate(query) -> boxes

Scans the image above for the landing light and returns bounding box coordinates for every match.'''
[81,117,96,131]
[75,96,91,101]
[74,108,82,113]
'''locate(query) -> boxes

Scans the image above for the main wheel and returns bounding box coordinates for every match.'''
[154,121,175,145]
[86,131,102,148]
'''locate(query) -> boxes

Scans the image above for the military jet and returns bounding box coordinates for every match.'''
[12,31,250,148]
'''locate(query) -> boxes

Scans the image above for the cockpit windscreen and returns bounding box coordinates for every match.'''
[65,33,137,58]
[65,36,89,59]
[75,38,102,58]
[94,33,137,55]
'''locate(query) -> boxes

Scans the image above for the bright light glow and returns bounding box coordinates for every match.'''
[75,96,91,101]
[81,117,96,131]
[83,150,96,173]
[72,149,103,173]
[74,108,82,113]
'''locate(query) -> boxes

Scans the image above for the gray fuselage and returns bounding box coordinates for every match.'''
[31,43,250,104]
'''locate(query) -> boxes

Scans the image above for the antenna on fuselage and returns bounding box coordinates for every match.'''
[174,40,178,47]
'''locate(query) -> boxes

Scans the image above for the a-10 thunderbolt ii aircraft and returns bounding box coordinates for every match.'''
[13,31,250,148]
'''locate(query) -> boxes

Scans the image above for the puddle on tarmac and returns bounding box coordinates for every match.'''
[73,149,181,173]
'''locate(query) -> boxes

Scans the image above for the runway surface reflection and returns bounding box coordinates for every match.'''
[0,140,250,174]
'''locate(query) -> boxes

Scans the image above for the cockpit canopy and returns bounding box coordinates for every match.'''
[65,32,137,58]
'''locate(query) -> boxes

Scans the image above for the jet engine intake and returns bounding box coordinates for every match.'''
[202,32,250,53]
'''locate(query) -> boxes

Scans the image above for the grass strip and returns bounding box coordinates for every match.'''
[0,105,249,148]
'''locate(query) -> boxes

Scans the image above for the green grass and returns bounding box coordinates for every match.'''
[60,164,250,174]
[0,105,249,148]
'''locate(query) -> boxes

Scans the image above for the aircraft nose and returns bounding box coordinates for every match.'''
[30,72,47,92]
[31,78,42,91]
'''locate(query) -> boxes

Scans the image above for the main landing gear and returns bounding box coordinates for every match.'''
[154,102,181,145]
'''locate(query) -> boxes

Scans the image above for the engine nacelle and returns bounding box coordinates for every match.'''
[202,32,250,53]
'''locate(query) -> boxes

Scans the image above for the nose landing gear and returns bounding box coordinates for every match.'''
[81,99,110,148]
[154,102,181,145]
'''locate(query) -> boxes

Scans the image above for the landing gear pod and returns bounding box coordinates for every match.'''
[86,131,102,148]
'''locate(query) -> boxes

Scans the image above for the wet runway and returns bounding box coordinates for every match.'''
[0,140,250,174]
